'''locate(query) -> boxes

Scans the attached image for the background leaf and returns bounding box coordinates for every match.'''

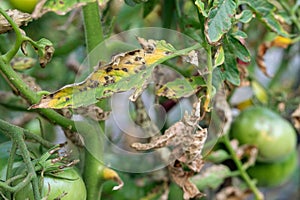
[241,0,289,37]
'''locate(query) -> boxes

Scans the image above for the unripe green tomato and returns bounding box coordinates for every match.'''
[230,107,297,162]
[247,150,298,187]
[14,168,86,200]
[9,0,38,13]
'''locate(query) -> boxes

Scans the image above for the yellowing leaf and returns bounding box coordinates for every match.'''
[251,81,268,104]
[31,37,200,109]
[271,36,293,48]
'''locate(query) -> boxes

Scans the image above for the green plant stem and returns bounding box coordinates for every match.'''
[0,120,41,199]
[82,2,106,200]
[82,2,104,67]
[4,141,17,199]
[0,8,23,63]
[15,129,41,200]
[222,134,264,200]
[204,46,213,111]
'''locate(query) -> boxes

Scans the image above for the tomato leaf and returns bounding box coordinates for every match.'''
[156,76,206,99]
[32,0,108,18]
[240,0,289,37]
[205,0,236,43]
[222,51,240,86]
[31,37,200,109]
[226,35,250,63]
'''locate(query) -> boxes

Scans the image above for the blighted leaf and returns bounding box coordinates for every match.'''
[63,129,85,147]
[74,105,110,121]
[132,102,207,199]
[205,0,236,43]
[31,37,185,109]
[34,38,55,68]
[134,97,160,136]
[10,57,36,71]
[32,0,106,19]
[195,0,208,17]
[192,165,231,190]
[291,105,300,133]
[0,9,31,34]
[102,167,124,191]
[156,76,205,99]
[214,46,224,68]
[241,0,289,37]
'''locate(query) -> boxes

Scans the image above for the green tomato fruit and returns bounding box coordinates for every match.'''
[9,0,38,13]
[247,150,298,187]
[14,168,86,200]
[230,107,297,162]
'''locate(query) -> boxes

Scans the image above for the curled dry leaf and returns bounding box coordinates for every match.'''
[256,42,272,78]
[0,9,31,34]
[132,101,207,199]
[291,105,300,133]
[256,36,293,78]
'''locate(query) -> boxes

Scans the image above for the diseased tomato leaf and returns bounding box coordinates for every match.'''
[205,0,236,43]
[32,0,108,18]
[156,76,206,99]
[31,37,199,109]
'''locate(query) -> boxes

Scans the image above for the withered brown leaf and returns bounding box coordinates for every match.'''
[0,9,31,34]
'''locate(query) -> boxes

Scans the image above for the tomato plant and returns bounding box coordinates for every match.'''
[230,107,297,162]
[0,0,299,200]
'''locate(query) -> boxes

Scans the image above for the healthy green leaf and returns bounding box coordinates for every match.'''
[222,50,240,86]
[231,30,248,39]
[192,165,231,190]
[213,46,224,68]
[237,9,253,23]
[195,0,208,17]
[205,0,236,43]
[226,35,250,63]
